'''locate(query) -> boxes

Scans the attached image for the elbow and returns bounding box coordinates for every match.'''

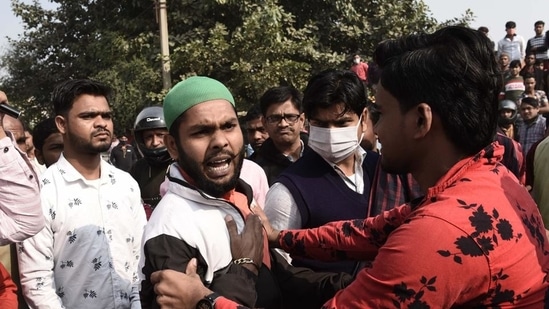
[26,215,46,238]
[11,216,46,243]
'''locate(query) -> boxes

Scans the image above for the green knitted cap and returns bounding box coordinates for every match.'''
[163,76,235,131]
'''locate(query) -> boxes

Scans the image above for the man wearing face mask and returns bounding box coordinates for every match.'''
[264,69,420,274]
[350,54,369,85]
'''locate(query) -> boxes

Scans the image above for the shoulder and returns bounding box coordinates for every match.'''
[242,159,263,173]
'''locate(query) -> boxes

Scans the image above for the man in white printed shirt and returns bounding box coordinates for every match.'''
[17,79,147,309]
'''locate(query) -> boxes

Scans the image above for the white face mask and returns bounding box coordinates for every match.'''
[308,116,364,164]
[353,58,360,64]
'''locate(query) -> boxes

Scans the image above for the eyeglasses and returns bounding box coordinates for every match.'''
[265,113,301,124]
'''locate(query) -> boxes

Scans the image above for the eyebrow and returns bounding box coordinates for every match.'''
[188,117,238,129]
[78,111,113,117]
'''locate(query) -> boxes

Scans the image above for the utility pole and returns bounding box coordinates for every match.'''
[157,0,172,90]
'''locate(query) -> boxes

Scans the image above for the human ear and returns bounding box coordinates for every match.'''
[164,134,179,160]
[55,115,66,135]
[360,107,369,134]
[413,103,432,139]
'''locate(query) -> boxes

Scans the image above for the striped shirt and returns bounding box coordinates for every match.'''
[526,35,548,60]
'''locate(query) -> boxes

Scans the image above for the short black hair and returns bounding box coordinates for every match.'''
[373,26,500,156]
[259,86,302,116]
[535,20,545,27]
[244,104,262,122]
[509,60,521,68]
[52,79,112,116]
[523,73,536,81]
[478,26,489,33]
[505,21,516,29]
[303,69,369,119]
[32,117,59,152]
[521,96,539,108]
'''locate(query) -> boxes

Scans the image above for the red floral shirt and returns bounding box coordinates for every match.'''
[215,143,549,308]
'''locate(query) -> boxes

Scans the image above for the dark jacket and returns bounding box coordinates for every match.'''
[276,148,378,274]
[250,136,309,186]
[129,158,170,218]
[109,144,137,172]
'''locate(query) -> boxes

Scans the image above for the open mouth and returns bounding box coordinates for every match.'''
[206,157,232,177]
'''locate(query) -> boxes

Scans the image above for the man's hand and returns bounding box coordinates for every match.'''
[225,214,263,274]
[250,205,281,247]
[151,258,212,309]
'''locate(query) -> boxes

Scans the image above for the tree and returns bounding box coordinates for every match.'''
[1,0,163,131]
[0,0,473,130]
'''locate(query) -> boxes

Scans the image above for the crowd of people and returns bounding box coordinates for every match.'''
[1,24,549,309]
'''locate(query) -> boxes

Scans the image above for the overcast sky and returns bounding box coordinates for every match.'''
[1,0,549,53]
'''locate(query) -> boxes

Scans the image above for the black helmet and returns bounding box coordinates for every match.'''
[498,100,518,126]
[134,106,172,166]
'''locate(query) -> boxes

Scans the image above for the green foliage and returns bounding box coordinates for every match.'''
[0,0,473,130]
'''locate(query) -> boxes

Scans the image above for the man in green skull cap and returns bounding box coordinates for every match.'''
[139,76,351,309]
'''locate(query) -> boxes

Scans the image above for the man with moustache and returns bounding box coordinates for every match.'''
[17,79,147,309]
[250,86,307,185]
[243,104,268,157]
[140,76,351,309]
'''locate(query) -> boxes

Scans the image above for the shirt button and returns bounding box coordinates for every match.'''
[3,147,8,153]
[29,175,34,179]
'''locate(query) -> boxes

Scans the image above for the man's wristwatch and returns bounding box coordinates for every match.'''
[196,292,220,309]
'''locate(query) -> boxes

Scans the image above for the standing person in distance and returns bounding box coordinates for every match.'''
[350,54,369,86]
[110,134,138,172]
[498,21,526,62]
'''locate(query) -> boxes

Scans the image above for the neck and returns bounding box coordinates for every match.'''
[335,152,357,176]
[278,139,302,160]
[525,116,538,124]
[410,136,466,194]
[526,89,536,95]
[63,149,102,180]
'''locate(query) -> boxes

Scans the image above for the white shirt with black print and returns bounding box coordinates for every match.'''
[17,154,147,309]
